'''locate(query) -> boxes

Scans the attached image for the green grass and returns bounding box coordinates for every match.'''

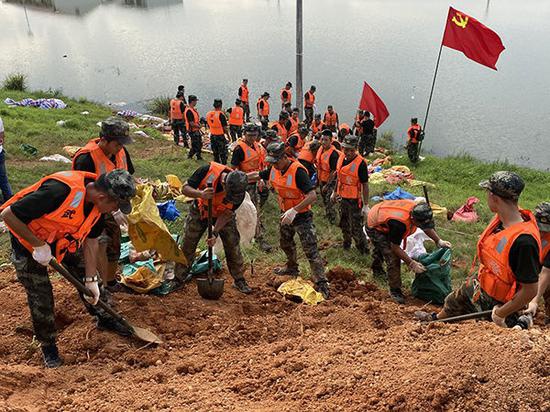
[2,73,27,91]
[1,89,550,296]
[146,95,171,117]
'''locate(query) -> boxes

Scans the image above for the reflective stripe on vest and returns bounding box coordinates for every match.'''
[72,138,128,175]
[269,161,311,212]
[236,140,261,172]
[336,155,365,200]
[367,200,417,240]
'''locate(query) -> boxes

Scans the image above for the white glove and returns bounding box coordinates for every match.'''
[32,244,52,266]
[112,210,128,231]
[524,301,538,316]
[491,305,507,328]
[281,208,298,225]
[437,239,452,249]
[84,281,100,305]
[361,205,370,218]
[408,260,427,274]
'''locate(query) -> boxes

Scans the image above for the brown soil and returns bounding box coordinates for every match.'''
[1,265,549,411]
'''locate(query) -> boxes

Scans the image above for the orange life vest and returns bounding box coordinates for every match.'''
[336,155,366,200]
[477,210,542,303]
[311,120,324,135]
[304,91,315,108]
[184,106,200,132]
[240,84,249,103]
[206,110,225,135]
[257,144,267,170]
[367,200,417,240]
[316,145,341,183]
[229,106,244,126]
[354,115,364,136]
[170,99,184,120]
[1,171,101,262]
[273,122,288,142]
[287,132,305,154]
[269,161,311,212]
[297,141,317,164]
[541,231,550,265]
[235,140,261,172]
[257,98,270,117]
[289,117,299,135]
[408,124,422,144]
[196,163,235,219]
[281,88,292,104]
[72,138,128,175]
[339,123,351,136]
[324,111,338,127]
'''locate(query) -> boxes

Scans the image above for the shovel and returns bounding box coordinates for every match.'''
[196,184,225,300]
[430,310,492,323]
[49,259,163,344]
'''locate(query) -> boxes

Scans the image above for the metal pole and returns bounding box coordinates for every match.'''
[419,42,443,155]
[296,0,303,112]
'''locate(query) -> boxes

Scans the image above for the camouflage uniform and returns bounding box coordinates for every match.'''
[180,202,244,281]
[187,131,203,160]
[279,214,327,284]
[365,227,401,289]
[210,135,228,165]
[11,238,112,345]
[407,142,420,163]
[340,199,369,253]
[98,214,121,263]
[319,180,337,222]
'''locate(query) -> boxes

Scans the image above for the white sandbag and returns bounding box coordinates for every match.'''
[214,191,257,253]
[402,228,432,260]
[39,154,72,163]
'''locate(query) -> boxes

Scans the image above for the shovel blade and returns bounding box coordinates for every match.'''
[196,277,225,300]
[130,324,163,344]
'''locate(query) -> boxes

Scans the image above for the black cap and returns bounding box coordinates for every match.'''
[262,92,270,97]
[100,117,132,145]
[225,171,248,204]
[235,98,242,105]
[411,117,418,123]
[286,82,292,87]
[96,169,136,214]
[314,113,322,119]
[341,135,358,149]
[188,95,198,102]
[411,203,435,229]
[321,129,333,138]
[479,171,524,201]
[265,142,286,163]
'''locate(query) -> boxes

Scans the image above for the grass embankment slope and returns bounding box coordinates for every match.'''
[1,88,550,292]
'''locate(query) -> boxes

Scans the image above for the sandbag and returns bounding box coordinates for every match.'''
[214,191,257,253]
[452,196,479,223]
[402,228,432,259]
[277,278,325,305]
[411,248,452,304]
[119,266,162,294]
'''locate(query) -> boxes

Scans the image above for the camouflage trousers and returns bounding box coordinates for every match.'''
[180,203,244,281]
[211,134,228,165]
[188,131,203,160]
[340,199,369,253]
[279,213,327,284]
[365,228,401,290]
[359,134,376,156]
[98,213,121,263]
[10,237,112,345]
[246,183,266,242]
[407,142,420,163]
[319,180,337,222]
[304,107,314,126]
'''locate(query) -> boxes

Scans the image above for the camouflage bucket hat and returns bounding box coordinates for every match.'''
[96,169,136,214]
[535,202,550,232]
[479,171,524,201]
[100,117,132,145]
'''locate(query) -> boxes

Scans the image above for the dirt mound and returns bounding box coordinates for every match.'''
[0,266,549,411]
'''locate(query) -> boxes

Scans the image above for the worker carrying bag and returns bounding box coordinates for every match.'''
[411,248,452,304]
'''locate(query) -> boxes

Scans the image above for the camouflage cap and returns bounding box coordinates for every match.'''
[100,117,132,145]
[225,171,248,204]
[479,171,524,201]
[535,202,550,232]
[265,142,286,163]
[341,135,359,150]
[243,122,260,134]
[411,203,435,229]
[96,169,136,214]
[309,140,321,152]
[264,129,279,141]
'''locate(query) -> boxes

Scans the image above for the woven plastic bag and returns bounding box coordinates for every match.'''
[411,248,452,304]
[452,196,479,223]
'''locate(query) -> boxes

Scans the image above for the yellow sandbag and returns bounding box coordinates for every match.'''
[277,278,325,305]
[63,145,82,158]
[430,202,448,216]
[166,174,182,191]
[127,184,187,264]
[119,266,162,293]
[369,172,386,185]
[408,179,436,188]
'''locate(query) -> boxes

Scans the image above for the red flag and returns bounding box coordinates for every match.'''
[442,7,505,70]
[358,81,389,128]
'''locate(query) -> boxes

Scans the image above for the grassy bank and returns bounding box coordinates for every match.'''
[2,88,550,294]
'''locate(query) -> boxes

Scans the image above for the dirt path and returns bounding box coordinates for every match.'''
[0,266,549,411]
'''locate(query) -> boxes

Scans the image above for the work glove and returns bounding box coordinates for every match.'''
[32,244,52,266]
[523,301,538,316]
[281,208,298,225]
[491,305,507,328]
[361,205,370,218]
[84,280,100,305]
[437,239,452,249]
[112,210,128,231]
[408,260,427,274]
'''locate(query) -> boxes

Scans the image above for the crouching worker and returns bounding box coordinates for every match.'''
[0,169,136,368]
[366,199,451,304]
[415,172,541,328]
[180,162,258,294]
[260,142,330,299]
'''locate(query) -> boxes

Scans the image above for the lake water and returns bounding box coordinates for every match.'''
[1,0,549,169]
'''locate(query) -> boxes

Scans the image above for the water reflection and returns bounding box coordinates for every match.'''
[4,0,181,15]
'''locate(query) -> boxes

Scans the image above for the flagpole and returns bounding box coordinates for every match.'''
[419,42,443,155]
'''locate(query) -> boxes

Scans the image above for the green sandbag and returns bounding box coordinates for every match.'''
[411,248,452,304]
[190,250,222,275]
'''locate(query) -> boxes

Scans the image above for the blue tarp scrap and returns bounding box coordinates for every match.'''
[157,200,180,221]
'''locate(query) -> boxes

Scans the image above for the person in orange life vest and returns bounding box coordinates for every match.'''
[206,99,230,165]
[185,95,203,160]
[287,125,309,159]
[238,78,250,122]
[181,164,260,294]
[416,172,540,326]
[367,199,450,304]
[231,123,272,252]
[170,92,188,147]
[73,118,135,290]
[227,99,244,142]
[518,202,550,325]
[323,105,339,133]
[317,130,342,222]
[283,102,293,117]
[357,111,376,156]
[0,169,136,368]
[353,110,364,137]
[311,113,325,136]
[330,135,369,256]
[281,82,292,108]
[297,138,321,179]
[304,85,316,126]
[258,129,281,208]
[257,92,270,130]
[288,107,300,135]
[271,111,290,142]
[338,123,352,142]
[406,117,423,163]
[260,142,329,299]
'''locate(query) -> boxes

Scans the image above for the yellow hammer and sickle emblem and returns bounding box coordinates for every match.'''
[452,12,469,29]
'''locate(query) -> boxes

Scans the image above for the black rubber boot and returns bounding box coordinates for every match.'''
[315,281,330,300]
[273,266,299,276]
[233,279,252,294]
[41,344,63,368]
[390,288,405,305]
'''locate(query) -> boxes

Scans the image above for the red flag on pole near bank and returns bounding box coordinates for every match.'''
[358,81,389,128]
[442,6,505,70]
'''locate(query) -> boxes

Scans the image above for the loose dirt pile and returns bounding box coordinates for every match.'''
[0,265,549,411]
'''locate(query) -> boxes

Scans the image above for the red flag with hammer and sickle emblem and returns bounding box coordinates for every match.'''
[442,6,505,70]
[358,81,389,128]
